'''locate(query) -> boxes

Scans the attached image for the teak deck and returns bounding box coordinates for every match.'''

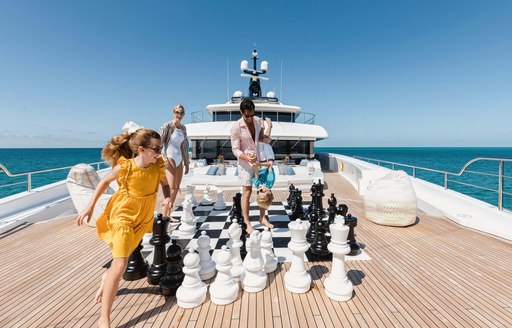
[1,171,512,327]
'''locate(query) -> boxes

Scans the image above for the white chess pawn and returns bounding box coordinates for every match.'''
[210,245,239,305]
[226,219,244,280]
[201,184,214,205]
[213,187,227,210]
[324,220,353,301]
[197,231,217,280]
[240,231,267,293]
[179,199,197,236]
[176,248,207,308]
[284,219,312,294]
[261,227,278,273]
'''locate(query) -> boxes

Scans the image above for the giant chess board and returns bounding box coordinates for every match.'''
[165,201,370,262]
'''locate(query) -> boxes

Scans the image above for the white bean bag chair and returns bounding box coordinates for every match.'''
[67,164,115,227]
[364,170,417,226]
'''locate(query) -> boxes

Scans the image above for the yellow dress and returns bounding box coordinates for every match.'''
[96,156,165,258]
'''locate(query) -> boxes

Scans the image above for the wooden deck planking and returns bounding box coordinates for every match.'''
[1,172,512,327]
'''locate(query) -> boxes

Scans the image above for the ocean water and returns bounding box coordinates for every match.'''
[0,148,104,199]
[1,147,512,210]
[317,147,512,210]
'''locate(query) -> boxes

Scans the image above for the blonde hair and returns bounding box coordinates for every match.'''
[173,104,185,113]
[102,128,161,166]
[256,189,274,209]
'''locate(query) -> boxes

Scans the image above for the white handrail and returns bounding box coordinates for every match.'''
[0,161,107,193]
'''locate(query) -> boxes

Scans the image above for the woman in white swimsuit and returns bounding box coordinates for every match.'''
[159,104,190,213]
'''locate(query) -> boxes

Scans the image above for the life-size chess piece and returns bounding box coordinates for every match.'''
[213,187,226,210]
[147,214,170,285]
[210,246,239,305]
[324,219,353,301]
[310,220,330,258]
[287,183,295,208]
[285,219,312,293]
[290,190,305,220]
[230,192,243,223]
[261,227,278,273]
[345,214,361,256]
[183,185,200,207]
[306,210,319,244]
[123,241,148,281]
[159,238,185,296]
[200,184,214,205]
[176,248,207,308]
[240,231,267,293]
[197,231,216,280]
[226,219,244,280]
[178,199,197,237]
[337,203,348,217]
[327,193,337,226]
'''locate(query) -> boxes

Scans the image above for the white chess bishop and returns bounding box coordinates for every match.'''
[209,245,239,305]
[261,227,278,273]
[284,219,312,293]
[197,231,217,280]
[176,248,207,308]
[200,184,214,205]
[226,219,244,280]
[213,187,226,210]
[240,231,267,293]
[324,219,353,301]
[178,199,197,237]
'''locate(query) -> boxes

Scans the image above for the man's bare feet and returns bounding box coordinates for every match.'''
[94,272,107,304]
[259,217,274,229]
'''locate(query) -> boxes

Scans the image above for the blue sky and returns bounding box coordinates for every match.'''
[0,0,510,148]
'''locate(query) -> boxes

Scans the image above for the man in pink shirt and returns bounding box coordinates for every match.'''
[230,98,264,235]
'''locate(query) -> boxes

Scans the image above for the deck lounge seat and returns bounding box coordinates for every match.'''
[66,164,115,227]
[364,170,417,227]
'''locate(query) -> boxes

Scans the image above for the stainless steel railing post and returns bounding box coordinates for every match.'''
[498,160,504,210]
[444,173,448,189]
[27,173,32,192]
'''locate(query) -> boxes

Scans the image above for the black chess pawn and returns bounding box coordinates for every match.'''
[310,219,330,258]
[147,214,171,285]
[315,179,326,217]
[306,210,319,244]
[291,190,305,220]
[337,203,348,217]
[287,184,295,208]
[239,220,248,260]
[307,181,317,213]
[232,192,243,224]
[159,238,185,296]
[344,214,361,256]
[123,241,148,281]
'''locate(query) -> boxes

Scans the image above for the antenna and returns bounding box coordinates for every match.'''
[280,60,283,101]
[226,57,229,101]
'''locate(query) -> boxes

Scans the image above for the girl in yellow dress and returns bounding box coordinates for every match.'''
[77,127,171,328]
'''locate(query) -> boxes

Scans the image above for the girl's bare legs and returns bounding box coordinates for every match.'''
[165,159,184,222]
[98,257,128,328]
[259,207,274,229]
[242,185,254,235]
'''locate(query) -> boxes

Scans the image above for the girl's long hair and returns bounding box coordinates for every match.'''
[102,128,161,166]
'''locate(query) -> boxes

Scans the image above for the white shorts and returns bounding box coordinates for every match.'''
[238,164,254,187]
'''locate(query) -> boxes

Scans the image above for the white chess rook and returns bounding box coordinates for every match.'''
[197,231,217,280]
[324,221,353,301]
[227,219,244,280]
[210,245,239,305]
[284,219,312,293]
[261,227,278,273]
[214,188,227,210]
[240,231,267,293]
[200,184,214,205]
[176,248,207,308]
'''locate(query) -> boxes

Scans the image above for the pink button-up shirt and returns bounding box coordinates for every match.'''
[230,117,262,172]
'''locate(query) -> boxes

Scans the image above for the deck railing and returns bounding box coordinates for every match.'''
[0,161,107,193]
[190,110,316,124]
[353,156,512,211]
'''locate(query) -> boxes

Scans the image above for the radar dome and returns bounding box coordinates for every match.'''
[240,60,249,71]
[233,90,243,97]
[260,61,268,71]
[266,91,276,98]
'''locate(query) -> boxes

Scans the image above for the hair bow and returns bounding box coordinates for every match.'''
[122,121,143,134]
